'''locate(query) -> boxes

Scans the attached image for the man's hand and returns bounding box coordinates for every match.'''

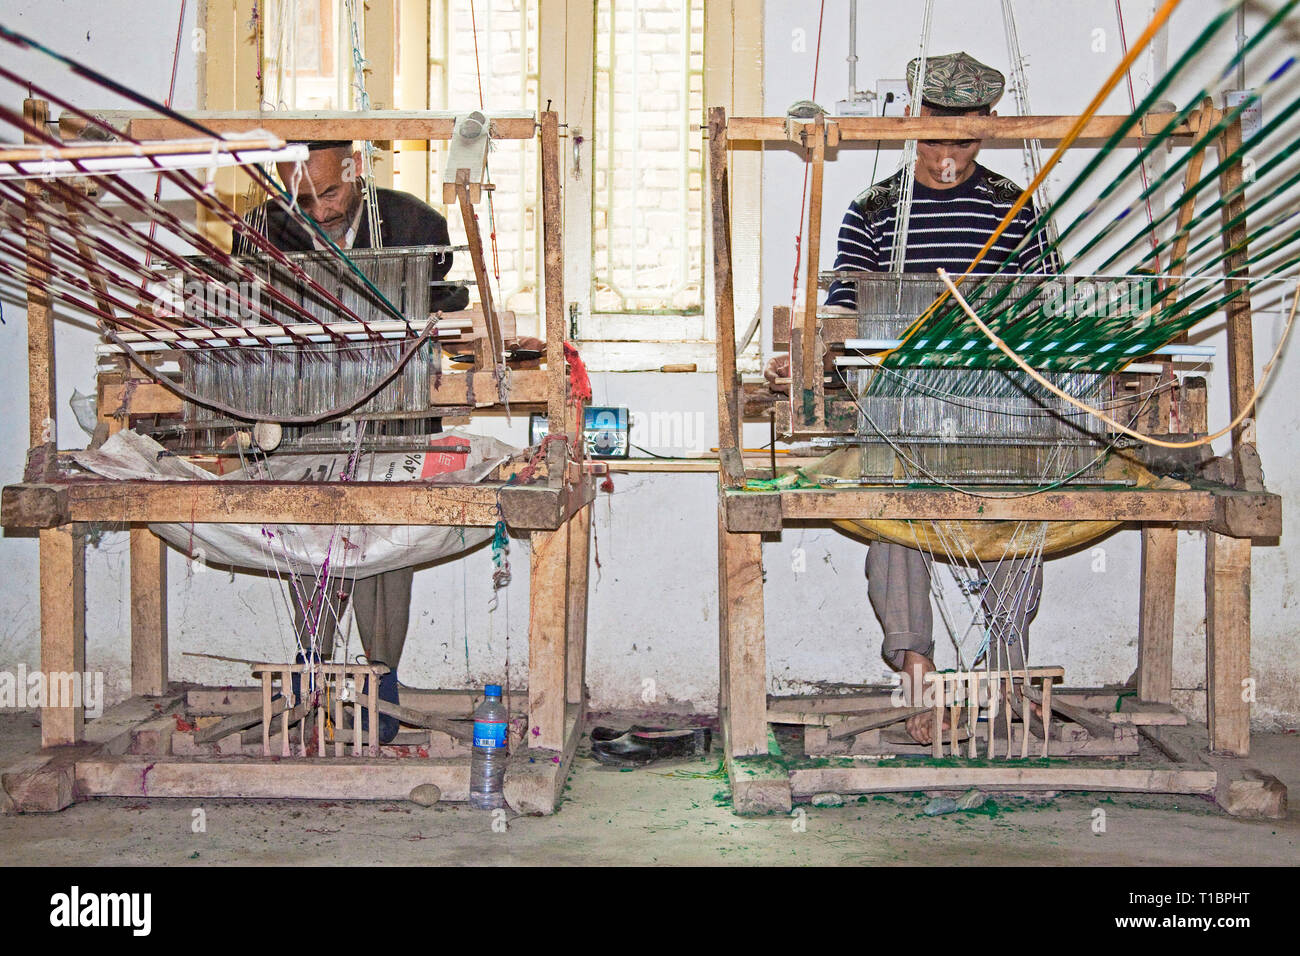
[763,353,791,393]
[762,351,842,394]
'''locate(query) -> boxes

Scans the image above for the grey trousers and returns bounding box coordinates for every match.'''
[866,540,1043,670]
[291,567,413,669]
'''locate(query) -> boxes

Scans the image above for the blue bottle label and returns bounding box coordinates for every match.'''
[474,720,507,749]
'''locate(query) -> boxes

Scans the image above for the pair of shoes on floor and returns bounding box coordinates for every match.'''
[589,725,712,767]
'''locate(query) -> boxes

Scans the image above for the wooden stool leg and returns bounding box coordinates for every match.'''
[129,527,168,696]
[261,672,272,756]
[39,525,86,747]
[565,507,591,707]
[1138,526,1177,704]
[718,501,768,758]
[1206,532,1252,755]
[528,528,569,750]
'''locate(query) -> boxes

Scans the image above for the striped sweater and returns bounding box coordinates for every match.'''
[824,164,1057,308]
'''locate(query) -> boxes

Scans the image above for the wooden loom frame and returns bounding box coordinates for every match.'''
[1,105,594,815]
[709,106,1286,817]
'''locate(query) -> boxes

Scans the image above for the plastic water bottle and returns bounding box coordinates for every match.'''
[469,684,508,809]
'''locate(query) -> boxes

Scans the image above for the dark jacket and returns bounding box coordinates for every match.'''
[232,187,470,311]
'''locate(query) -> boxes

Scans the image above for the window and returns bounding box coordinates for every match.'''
[591,0,705,315]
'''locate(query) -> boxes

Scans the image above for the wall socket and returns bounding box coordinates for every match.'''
[876,79,911,115]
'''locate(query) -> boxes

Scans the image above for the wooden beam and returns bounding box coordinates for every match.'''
[39,525,86,747]
[456,170,505,365]
[799,114,826,394]
[565,508,591,706]
[540,110,569,481]
[1137,526,1177,704]
[718,492,767,757]
[709,106,743,485]
[750,487,1221,523]
[1206,532,1251,756]
[788,766,1217,798]
[24,99,56,465]
[74,755,471,801]
[725,113,1196,147]
[1216,115,1258,486]
[70,111,539,142]
[2,483,69,529]
[527,528,569,750]
[129,528,168,696]
[9,481,507,527]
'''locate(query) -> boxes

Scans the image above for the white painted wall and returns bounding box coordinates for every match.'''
[0,1,1295,725]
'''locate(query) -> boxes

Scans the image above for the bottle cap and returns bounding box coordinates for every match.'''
[485,684,502,697]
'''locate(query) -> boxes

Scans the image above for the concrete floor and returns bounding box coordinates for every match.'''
[1,711,1296,866]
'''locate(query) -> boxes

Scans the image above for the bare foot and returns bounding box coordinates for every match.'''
[905,708,951,746]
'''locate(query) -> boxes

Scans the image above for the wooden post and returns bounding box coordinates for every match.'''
[1206,533,1251,756]
[1137,525,1177,704]
[1216,114,1258,487]
[717,492,767,757]
[528,527,569,750]
[708,107,743,486]
[261,672,272,756]
[129,527,168,696]
[540,110,569,483]
[38,525,86,747]
[799,113,827,429]
[456,171,505,367]
[24,99,56,472]
[564,507,591,706]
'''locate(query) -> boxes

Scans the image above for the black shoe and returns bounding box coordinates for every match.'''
[590,727,711,767]
[360,666,401,745]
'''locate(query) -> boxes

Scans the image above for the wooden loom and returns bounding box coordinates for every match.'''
[709,105,1286,817]
[0,105,595,815]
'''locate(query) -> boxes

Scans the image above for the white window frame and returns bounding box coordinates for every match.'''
[539,0,762,372]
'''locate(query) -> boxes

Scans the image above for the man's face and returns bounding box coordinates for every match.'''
[913,104,983,188]
[276,147,363,240]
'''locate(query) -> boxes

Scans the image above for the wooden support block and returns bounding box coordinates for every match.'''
[1,483,69,529]
[1,750,83,813]
[129,527,168,696]
[528,527,569,751]
[1137,526,1177,704]
[127,715,176,756]
[1141,725,1286,819]
[718,494,767,758]
[724,491,783,533]
[1206,533,1251,756]
[39,524,86,747]
[503,704,581,815]
[788,766,1217,799]
[727,755,793,815]
[1208,491,1282,539]
[74,756,472,802]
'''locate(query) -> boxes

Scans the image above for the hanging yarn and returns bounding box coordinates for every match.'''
[490,514,511,590]
[563,341,592,404]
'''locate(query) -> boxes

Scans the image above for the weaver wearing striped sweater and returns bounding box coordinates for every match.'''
[768,52,1055,745]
